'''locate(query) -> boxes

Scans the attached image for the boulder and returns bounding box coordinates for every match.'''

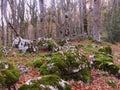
[38,38,59,52]
[12,37,38,53]
[92,53,120,76]
[98,46,112,55]
[18,75,72,90]
[39,50,91,83]
[0,61,19,88]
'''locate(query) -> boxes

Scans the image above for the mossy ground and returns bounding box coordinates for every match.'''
[18,75,72,90]
[0,61,19,88]
[0,39,120,90]
[39,51,91,82]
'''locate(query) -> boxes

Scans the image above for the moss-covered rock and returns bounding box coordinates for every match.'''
[93,53,113,69]
[39,53,66,77]
[38,38,59,51]
[105,79,117,88]
[18,75,72,90]
[0,74,5,87]
[105,64,120,75]
[98,46,112,55]
[82,45,94,51]
[92,53,120,76]
[39,51,91,82]
[32,57,47,68]
[0,61,19,88]
[92,54,111,69]
[56,39,67,46]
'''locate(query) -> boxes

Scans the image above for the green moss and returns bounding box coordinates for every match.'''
[43,53,52,57]
[18,53,31,57]
[11,69,19,79]
[1,70,17,87]
[32,57,46,68]
[98,46,112,55]
[0,61,19,87]
[39,53,65,76]
[39,54,66,77]
[19,75,72,90]
[39,75,61,85]
[93,53,120,76]
[82,45,94,51]
[7,57,16,61]
[80,67,91,83]
[93,53,113,67]
[26,62,33,66]
[18,84,30,90]
[75,44,84,49]
[106,79,117,88]
[0,52,4,58]
[93,53,113,69]
[94,53,113,62]
[39,63,62,76]
[99,71,108,76]
[38,38,57,51]
[46,40,55,51]
[39,75,71,90]
[0,62,14,70]
[106,64,120,75]
[39,51,91,83]
[38,39,46,46]
[56,39,66,46]
[0,74,5,87]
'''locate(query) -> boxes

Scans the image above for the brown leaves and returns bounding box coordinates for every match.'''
[68,69,120,90]
[16,66,40,87]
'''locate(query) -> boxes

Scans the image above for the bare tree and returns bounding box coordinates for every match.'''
[8,0,18,36]
[0,0,119,45]
[28,0,38,39]
[82,0,88,36]
[92,0,101,41]
[18,0,25,38]
[39,0,45,37]
[1,0,5,45]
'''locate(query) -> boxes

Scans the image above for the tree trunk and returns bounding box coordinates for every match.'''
[93,0,101,41]
[19,0,25,38]
[82,0,88,36]
[8,0,18,37]
[39,0,44,37]
[1,0,5,45]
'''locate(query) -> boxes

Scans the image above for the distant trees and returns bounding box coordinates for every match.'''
[104,0,120,43]
[0,0,119,46]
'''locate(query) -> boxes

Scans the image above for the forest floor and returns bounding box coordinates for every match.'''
[2,40,120,90]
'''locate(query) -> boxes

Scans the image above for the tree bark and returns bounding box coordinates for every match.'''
[8,0,18,36]
[93,0,101,41]
[1,0,5,45]
[39,0,45,37]
[82,0,88,36]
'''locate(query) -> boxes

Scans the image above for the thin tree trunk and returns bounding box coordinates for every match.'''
[82,0,88,36]
[8,0,18,37]
[1,0,5,45]
[39,0,44,37]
